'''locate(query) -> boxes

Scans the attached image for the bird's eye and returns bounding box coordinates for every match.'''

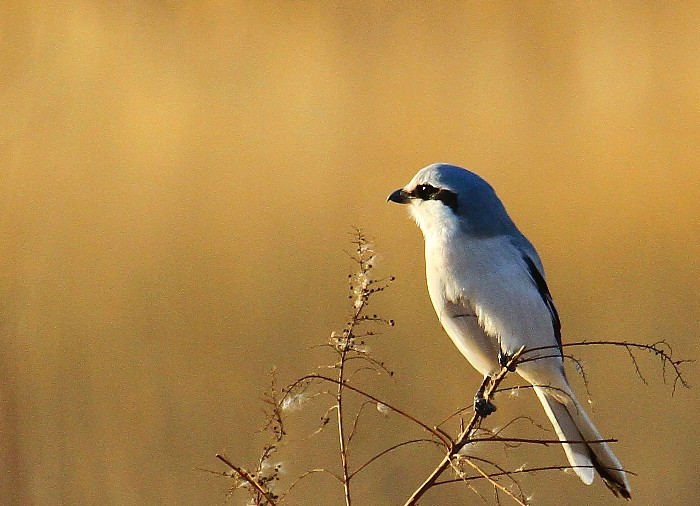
[414,184,438,200]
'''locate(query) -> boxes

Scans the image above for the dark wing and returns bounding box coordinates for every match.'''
[523,255,562,356]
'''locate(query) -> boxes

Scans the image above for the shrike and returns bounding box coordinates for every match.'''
[388,163,630,498]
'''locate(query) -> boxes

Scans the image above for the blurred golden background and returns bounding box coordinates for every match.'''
[1,2,698,505]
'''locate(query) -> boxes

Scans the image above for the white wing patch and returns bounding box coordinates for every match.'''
[474,303,500,340]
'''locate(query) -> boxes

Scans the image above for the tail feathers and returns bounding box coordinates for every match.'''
[533,385,631,499]
[533,386,594,484]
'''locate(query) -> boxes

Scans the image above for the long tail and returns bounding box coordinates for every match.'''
[533,384,631,499]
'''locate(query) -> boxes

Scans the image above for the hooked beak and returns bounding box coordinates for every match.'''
[387,188,410,204]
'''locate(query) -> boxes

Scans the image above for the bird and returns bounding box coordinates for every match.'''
[387,163,631,499]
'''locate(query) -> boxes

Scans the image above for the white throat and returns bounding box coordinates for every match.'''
[409,200,461,242]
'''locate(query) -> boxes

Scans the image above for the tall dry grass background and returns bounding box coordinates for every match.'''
[1,2,698,505]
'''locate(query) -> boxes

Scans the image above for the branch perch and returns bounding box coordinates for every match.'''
[403,347,525,506]
[216,454,277,505]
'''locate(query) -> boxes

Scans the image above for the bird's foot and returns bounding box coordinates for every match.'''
[473,396,497,418]
[498,349,517,372]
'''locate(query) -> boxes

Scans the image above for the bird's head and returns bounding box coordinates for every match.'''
[387,163,516,239]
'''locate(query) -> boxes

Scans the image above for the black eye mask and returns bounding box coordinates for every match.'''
[412,184,459,211]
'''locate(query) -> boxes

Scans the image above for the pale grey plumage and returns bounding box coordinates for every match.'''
[388,163,631,498]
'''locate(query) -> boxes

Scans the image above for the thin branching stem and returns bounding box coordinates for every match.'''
[336,341,352,506]
[434,464,638,487]
[458,456,528,506]
[469,436,617,446]
[458,454,526,500]
[521,340,692,392]
[347,400,374,443]
[286,373,450,447]
[403,348,525,506]
[215,454,277,505]
[276,469,344,503]
[349,439,440,479]
[335,230,376,506]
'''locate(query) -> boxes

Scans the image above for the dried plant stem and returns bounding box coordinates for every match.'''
[521,339,691,392]
[336,341,352,506]
[287,373,450,446]
[471,436,616,446]
[459,457,528,506]
[403,348,524,506]
[215,454,277,505]
[335,234,375,506]
[434,464,638,487]
[349,439,438,479]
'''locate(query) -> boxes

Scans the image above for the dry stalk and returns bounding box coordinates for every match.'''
[403,348,525,506]
[215,454,277,505]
